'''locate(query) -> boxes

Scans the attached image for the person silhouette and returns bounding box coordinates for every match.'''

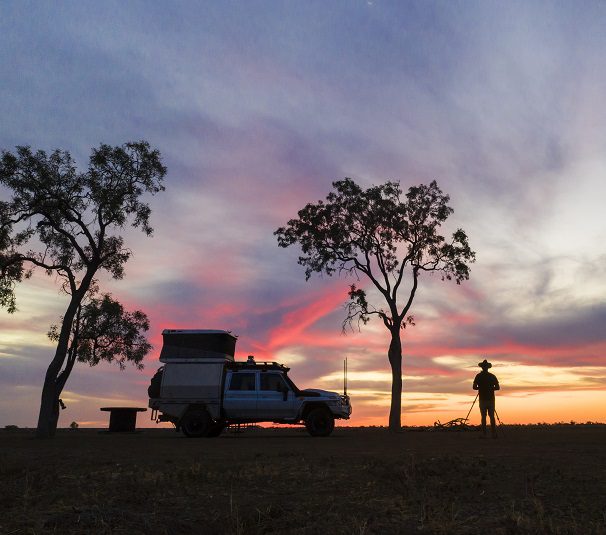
[473,359,500,438]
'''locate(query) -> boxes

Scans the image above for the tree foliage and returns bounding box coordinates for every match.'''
[48,290,151,372]
[276,178,475,330]
[0,142,165,305]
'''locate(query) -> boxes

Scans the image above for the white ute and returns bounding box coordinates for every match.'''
[148,329,352,437]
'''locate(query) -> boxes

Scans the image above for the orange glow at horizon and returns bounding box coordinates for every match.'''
[347,389,606,427]
[90,389,605,430]
[3,268,605,431]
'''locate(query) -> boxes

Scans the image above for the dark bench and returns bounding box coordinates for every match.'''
[100,407,147,432]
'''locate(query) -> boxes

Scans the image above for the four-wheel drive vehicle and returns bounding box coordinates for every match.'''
[148,329,352,437]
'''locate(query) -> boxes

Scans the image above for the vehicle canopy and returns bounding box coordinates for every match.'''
[159,329,237,362]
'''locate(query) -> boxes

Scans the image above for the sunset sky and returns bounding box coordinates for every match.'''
[1,1,605,428]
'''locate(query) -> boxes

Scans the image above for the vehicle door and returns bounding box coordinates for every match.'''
[223,371,258,418]
[257,372,296,419]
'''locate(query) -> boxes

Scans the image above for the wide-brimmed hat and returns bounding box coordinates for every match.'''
[478,359,492,369]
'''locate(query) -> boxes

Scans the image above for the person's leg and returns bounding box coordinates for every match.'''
[480,404,488,436]
[488,406,496,437]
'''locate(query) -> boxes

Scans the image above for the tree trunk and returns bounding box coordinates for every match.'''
[36,378,62,438]
[35,276,93,438]
[387,327,402,432]
[35,317,75,438]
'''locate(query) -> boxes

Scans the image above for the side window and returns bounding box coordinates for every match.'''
[229,373,257,391]
[260,373,287,392]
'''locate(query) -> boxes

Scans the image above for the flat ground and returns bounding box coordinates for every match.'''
[1,425,605,534]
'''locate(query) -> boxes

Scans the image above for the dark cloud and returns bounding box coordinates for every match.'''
[0,7,162,157]
[0,345,50,388]
[485,303,606,350]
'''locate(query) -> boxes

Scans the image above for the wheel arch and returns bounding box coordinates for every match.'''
[180,402,208,418]
[300,402,330,420]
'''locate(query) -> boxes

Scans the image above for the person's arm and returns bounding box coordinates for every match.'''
[473,375,479,390]
[493,376,500,391]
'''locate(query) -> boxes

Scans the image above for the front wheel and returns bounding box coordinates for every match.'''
[304,408,335,437]
[181,409,211,438]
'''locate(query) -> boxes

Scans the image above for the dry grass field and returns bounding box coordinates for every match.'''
[1,424,605,534]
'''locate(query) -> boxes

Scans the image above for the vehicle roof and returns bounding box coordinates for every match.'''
[162,329,236,338]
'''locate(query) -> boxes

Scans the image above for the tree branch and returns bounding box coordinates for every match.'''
[373,241,391,295]
[36,210,90,264]
[363,248,389,298]
[398,266,419,321]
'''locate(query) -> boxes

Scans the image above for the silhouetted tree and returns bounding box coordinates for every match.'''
[0,141,165,438]
[275,178,475,431]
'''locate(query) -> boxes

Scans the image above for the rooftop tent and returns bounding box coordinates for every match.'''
[159,329,237,362]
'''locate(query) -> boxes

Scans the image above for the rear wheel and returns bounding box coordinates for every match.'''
[304,407,335,437]
[181,409,211,438]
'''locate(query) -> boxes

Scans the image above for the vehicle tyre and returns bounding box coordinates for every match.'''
[206,422,226,438]
[181,409,211,438]
[304,407,335,437]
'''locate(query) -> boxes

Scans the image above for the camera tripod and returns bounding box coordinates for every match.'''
[464,393,506,436]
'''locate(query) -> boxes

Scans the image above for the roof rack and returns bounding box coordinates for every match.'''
[226,361,290,372]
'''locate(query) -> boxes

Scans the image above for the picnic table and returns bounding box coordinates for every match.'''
[100,407,147,432]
